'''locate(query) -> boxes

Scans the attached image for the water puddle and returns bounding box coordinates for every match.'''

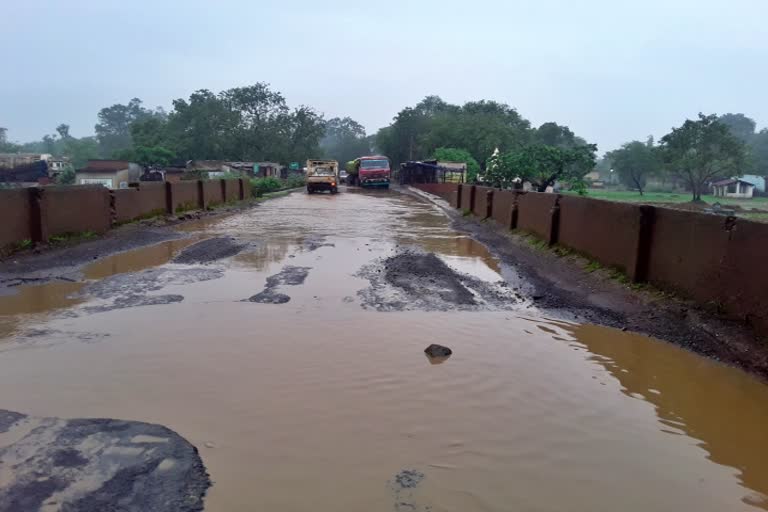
[0,238,195,339]
[0,189,766,511]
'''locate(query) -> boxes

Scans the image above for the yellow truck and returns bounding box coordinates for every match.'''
[306,159,339,194]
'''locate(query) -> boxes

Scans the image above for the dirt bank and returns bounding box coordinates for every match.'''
[0,409,209,512]
[409,187,768,381]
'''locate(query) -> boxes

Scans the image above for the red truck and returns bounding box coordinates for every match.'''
[345,156,391,188]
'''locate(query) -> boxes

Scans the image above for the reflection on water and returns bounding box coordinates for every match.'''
[0,190,767,511]
[558,322,768,510]
[84,238,195,279]
[0,281,84,338]
[0,239,196,338]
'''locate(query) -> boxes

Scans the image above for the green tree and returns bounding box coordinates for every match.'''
[608,137,661,195]
[534,122,578,147]
[718,113,756,143]
[161,83,325,163]
[41,123,99,168]
[95,98,161,158]
[485,143,596,192]
[115,146,176,168]
[432,147,480,182]
[320,117,370,164]
[282,105,325,164]
[55,165,76,185]
[376,96,534,169]
[659,113,748,201]
[751,129,768,177]
[0,127,20,152]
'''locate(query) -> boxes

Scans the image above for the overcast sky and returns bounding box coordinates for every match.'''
[2,0,767,153]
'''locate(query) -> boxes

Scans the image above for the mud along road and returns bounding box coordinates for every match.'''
[1,187,768,512]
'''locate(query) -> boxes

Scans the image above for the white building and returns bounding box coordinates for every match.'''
[711,178,756,199]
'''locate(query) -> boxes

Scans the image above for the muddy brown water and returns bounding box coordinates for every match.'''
[1,188,767,511]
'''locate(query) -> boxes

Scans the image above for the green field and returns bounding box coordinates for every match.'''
[572,189,768,210]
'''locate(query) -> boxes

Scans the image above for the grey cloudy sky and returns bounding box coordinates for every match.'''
[2,0,767,153]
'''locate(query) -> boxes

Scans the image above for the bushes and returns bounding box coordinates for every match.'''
[285,174,306,189]
[251,175,307,197]
[251,177,283,197]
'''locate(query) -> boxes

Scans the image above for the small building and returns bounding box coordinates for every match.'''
[740,174,766,193]
[75,160,142,189]
[254,162,282,178]
[187,160,232,174]
[711,178,755,199]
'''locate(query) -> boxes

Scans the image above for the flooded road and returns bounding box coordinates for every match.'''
[1,188,768,511]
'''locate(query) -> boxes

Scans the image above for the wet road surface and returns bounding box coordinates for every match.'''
[1,188,768,511]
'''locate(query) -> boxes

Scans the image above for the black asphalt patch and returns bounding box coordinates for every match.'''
[246,266,311,304]
[173,237,249,265]
[248,290,291,304]
[80,268,222,313]
[0,409,210,512]
[358,249,520,312]
[389,469,430,512]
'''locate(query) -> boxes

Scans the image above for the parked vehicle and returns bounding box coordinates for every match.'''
[306,159,339,194]
[345,156,391,188]
[339,170,349,184]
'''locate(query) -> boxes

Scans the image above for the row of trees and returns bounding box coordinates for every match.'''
[605,113,764,200]
[5,87,764,201]
[2,83,338,170]
[374,95,597,191]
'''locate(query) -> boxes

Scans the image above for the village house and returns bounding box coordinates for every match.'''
[75,160,142,189]
[711,178,756,199]
[254,162,283,178]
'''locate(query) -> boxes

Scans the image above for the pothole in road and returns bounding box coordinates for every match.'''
[172,237,251,265]
[357,249,522,312]
[79,268,224,314]
[245,266,312,304]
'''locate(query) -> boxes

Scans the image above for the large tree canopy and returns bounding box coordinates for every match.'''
[659,113,748,201]
[375,96,540,168]
[485,143,597,192]
[607,137,661,195]
[163,84,324,163]
[95,98,163,158]
[320,117,370,165]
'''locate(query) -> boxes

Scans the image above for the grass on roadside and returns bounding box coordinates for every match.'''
[49,231,98,245]
[567,189,768,208]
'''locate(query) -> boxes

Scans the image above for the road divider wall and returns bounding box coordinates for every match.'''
[412,183,768,337]
[169,181,202,213]
[472,186,494,220]
[0,189,33,248]
[413,183,460,207]
[224,179,240,203]
[516,192,559,244]
[44,186,111,238]
[460,184,475,212]
[0,179,251,249]
[203,180,224,208]
[491,190,520,229]
[558,195,650,281]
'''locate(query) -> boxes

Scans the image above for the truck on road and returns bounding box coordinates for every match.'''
[345,156,391,188]
[306,159,339,194]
